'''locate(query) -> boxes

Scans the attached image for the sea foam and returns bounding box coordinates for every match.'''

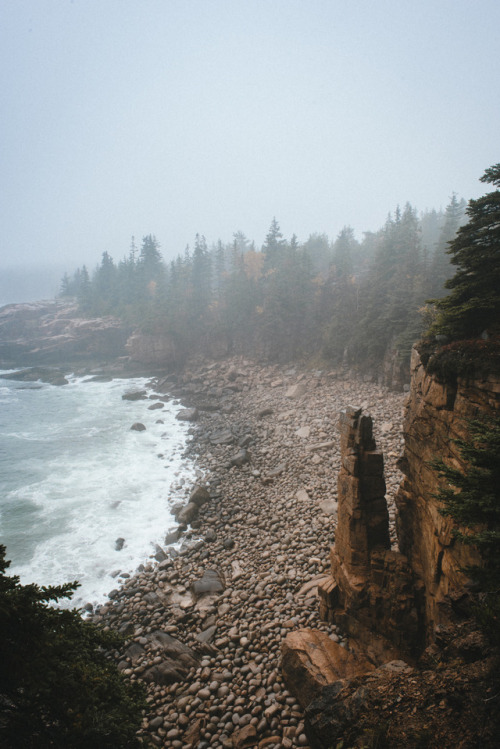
[0,373,196,608]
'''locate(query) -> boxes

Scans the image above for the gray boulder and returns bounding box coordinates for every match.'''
[175,407,199,422]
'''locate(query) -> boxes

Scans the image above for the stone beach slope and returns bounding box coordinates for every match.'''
[92,357,405,748]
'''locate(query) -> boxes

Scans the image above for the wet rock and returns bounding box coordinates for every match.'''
[191,569,224,598]
[176,502,199,525]
[196,625,217,644]
[1,367,69,386]
[189,484,210,506]
[130,422,146,431]
[165,528,183,545]
[115,537,125,550]
[258,407,274,418]
[210,428,235,445]
[122,390,147,401]
[176,407,199,422]
[230,449,251,467]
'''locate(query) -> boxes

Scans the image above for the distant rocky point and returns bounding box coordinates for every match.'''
[0,299,130,369]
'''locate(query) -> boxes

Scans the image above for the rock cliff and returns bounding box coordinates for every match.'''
[0,300,130,366]
[302,344,500,664]
[282,345,500,747]
[318,406,422,664]
[395,345,500,639]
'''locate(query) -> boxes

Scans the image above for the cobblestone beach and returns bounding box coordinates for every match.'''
[91,358,405,748]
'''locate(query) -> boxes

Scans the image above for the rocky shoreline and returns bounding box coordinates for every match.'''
[91,357,406,748]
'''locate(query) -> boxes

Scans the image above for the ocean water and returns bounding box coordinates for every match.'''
[0,371,196,609]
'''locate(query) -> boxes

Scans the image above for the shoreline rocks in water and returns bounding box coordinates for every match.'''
[91,357,406,748]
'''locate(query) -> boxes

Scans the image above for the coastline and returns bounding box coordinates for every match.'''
[91,356,405,748]
[0,369,198,608]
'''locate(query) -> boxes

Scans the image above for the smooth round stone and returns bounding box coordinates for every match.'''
[148,716,163,729]
[198,688,211,700]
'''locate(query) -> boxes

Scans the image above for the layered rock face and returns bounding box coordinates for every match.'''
[317,347,500,659]
[0,300,129,365]
[282,353,500,746]
[319,406,422,663]
[395,347,500,638]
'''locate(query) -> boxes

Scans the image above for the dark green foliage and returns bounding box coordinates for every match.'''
[430,164,500,340]
[59,189,466,371]
[431,416,500,641]
[428,194,466,300]
[349,203,430,367]
[418,338,500,384]
[262,217,285,270]
[302,232,332,276]
[0,546,146,748]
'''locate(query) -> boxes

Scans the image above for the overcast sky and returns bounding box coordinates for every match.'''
[1,0,499,300]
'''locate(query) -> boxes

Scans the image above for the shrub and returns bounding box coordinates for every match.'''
[0,546,146,748]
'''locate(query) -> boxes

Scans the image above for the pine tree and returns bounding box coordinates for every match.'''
[59,272,72,297]
[76,265,92,313]
[138,234,163,289]
[262,217,285,270]
[191,234,212,321]
[301,232,332,276]
[333,226,356,279]
[92,251,117,313]
[430,163,500,340]
[0,546,145,747]
[429,193,466,299]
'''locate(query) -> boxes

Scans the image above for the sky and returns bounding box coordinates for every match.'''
[1,0,499,303]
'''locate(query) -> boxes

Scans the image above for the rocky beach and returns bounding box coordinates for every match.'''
[90,357,405,748]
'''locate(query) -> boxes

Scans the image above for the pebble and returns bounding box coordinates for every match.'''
[93,358,404,748]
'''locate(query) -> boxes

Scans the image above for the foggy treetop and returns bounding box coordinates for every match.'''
[61,194,468,369]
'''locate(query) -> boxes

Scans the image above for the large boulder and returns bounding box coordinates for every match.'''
[130,422,146,432]
[175,407,199,422]
[141,631,199,685]
[176,502,199,525]
[122,389,147,401]
[285,382,308,399]
[191,569,224,599]
[189,484,210,507]
[281,629,374,709]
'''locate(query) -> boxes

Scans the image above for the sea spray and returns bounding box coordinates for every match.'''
[0,372,197,608]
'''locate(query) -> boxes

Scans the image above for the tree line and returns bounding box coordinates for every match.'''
[60,196,467,372]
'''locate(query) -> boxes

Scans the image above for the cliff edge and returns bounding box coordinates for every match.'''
[283,345,500,748]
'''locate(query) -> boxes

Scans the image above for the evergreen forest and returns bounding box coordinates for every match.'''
[61,196,468,373]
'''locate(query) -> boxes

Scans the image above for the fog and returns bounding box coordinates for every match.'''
[1,0,499,305]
